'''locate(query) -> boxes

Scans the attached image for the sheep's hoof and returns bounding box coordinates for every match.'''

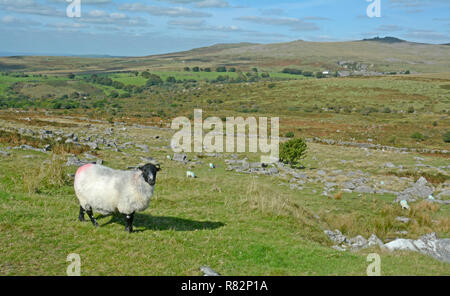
[78,216,85,222]
[125,226,133,233]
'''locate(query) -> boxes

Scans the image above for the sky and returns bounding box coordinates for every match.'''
[0,0,449,56]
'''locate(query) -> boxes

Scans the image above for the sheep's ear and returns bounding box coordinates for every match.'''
[138,166,144,171]
[155,164,161,171]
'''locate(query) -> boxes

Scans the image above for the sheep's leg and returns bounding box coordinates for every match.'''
[86,208,99,227]
[125,212,135,233]
[78,206,85,222]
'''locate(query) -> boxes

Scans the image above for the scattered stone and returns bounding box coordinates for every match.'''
[15,144,47,153]
[104,128,113,135]
[384,162,396,168]
[367,234,384,247]
[348,235,369,250]
[200,266,220,276]
[354,185,375,194]
[85,142,98,150]
[0,150,10,156]
[396,177,434,202]
[325,230,384,251]
[65,156,92,167]
[135,144,150,153]
[173,153,188,163]
[395,216,411,223]
[324,229,347,245]
[384,233,450,263]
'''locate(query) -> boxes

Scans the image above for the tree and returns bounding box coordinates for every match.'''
[282,68,302,75]
[192,67,200,72]
[166,76,177,83]
[67,73,75,79]
[184,67,191,72]
[146,74,163,86]
[141,71,151,79]
[315,72,325,78]
[216,66,227,72]
[280,138,308,168]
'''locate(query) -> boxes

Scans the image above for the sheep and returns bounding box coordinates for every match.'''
[74,163,160,232]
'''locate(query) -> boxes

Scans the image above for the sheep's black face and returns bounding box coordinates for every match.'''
[139,163,160,186]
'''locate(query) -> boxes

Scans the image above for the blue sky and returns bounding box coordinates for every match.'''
[0,0,449,56]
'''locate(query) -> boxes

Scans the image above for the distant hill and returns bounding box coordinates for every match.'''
[361,36,406,43]
[1,38,449,74]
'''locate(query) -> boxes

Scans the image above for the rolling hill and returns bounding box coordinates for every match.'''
[0,37,449,74]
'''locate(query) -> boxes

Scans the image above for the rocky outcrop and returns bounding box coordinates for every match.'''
[395,177,434,202]
[384,233,450,263]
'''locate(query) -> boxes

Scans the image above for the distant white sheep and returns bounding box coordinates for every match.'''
[74,163,160,232]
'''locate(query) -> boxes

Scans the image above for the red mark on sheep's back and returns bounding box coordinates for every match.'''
[76,163,93,177]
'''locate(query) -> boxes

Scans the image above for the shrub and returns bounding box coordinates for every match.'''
[432,121,438,127]
[443,131,450,143]
[285,131,294,138]
[407,106,415,113]
[282,68,302,75]
[411,132,425,141]
[216,66,227,72]
[280,138,308,168]
[166,76,177,83]
[146,74,163,86]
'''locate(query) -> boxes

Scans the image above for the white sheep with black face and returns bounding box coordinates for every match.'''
[74,163,160,232]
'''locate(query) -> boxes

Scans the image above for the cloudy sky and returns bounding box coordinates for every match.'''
[0,0,449,56]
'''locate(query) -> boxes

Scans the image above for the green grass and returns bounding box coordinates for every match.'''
[0,125,449,275]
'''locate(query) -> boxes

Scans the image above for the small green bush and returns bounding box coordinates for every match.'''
[280,138,308,168]
[443,131,450,143]
[411,132,425,141]
[285,132,294,138]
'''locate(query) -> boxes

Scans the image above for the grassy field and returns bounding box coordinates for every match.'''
[1,71,449,149]
[0,116,449,275]
[0,42,449,275]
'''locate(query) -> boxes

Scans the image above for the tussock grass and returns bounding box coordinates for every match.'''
[22,154,71,194]
[0,130,90,155]
[321,200,449,241]
[241,180,326,243]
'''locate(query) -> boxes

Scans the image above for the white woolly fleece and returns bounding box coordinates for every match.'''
[74,164,154,215]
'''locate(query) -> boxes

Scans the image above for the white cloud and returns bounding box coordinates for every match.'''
[235,16,320,32]
[120,3,211,18]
